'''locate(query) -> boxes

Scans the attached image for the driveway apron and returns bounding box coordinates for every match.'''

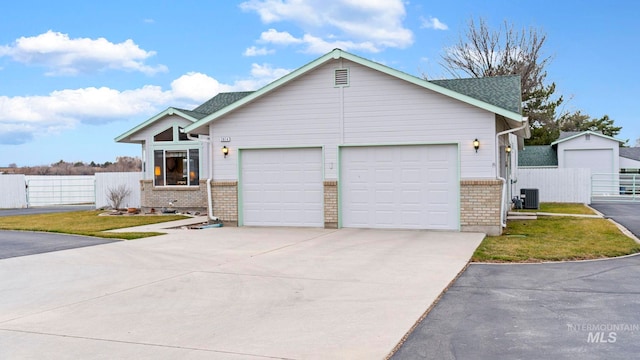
[0,227,483,359]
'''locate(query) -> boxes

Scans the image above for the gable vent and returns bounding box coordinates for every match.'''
[334,68,349,87]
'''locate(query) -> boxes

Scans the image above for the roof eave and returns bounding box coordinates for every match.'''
[551,130,624,145]
[114,108,200,143]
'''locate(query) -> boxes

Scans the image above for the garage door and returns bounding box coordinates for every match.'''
[241,148,323,227]
[341,145,458,230]
[564,149,614,174]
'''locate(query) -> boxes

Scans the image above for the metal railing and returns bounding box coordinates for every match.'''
[592,173,640,202]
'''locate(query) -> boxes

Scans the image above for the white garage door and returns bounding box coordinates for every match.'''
[341,145,458,230]
[241,148,323,227]
[564,149,613,174]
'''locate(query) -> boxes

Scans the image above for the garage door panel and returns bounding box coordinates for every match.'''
[341,145,458,230]
[242,148,323,227]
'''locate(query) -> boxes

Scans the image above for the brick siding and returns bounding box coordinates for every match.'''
[460,179,503,236]
[324,180,338,228]
[140,180,208,213]
[212,181,238,226]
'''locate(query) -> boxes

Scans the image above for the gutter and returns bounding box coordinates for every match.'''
[496,117,529,228]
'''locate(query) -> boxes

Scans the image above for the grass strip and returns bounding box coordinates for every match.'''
[0,210,188,240]
[473,217,640,262]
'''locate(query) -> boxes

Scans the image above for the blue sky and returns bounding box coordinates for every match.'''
[0,0,637,166]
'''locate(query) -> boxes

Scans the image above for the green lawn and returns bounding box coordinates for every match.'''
[517,202,595,215]
[473,216,640,262]
[0,211,188,240]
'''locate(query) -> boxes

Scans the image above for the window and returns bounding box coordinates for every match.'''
[154,149,199,186]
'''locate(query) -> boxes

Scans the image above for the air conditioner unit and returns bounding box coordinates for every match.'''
[520,188,539,209]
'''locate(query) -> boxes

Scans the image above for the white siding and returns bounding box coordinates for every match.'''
[95,172,143,209]
[620,157,640,169]
[0,174,27,208]
[517,168,591,204]
[210,59,497,181]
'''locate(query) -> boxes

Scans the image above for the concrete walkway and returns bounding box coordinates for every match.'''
[0,225,483,359]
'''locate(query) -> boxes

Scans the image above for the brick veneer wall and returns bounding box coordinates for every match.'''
[324,180,338,228]
[140,179,208,212]
[212,181,238,226]
[460,179,503,236]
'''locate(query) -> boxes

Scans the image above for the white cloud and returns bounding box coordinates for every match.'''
[0,30,168,76]
[240,0,413,54]
[0,64,292,145]
[420,16,448,31]
[243,45,276,56]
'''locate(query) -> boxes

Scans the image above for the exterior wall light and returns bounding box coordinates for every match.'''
[222,146,229,158]
[473,139,480,153]
[505,144,512,153]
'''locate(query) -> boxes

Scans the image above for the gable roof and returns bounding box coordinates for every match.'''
[114,107,202,143]
[518,145,558,167]
[114,91,254,143]
[551,130,624,145]
[184,48,526,135]
[430,75,521,114]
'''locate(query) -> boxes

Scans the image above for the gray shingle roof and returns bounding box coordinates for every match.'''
[620,147,640,160]
[192,91,254,115]
[430,75,521,114]
[518,145,558,167]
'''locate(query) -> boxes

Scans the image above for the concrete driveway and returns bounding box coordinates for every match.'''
[0,226,483,359]
[391,255,640,360]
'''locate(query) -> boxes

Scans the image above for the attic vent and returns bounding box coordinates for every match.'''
[585,134,591,141]
[334,68,349,87]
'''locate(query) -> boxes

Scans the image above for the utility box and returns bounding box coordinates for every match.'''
[520,188,539,209]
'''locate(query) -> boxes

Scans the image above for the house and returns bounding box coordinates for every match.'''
[116,49,529,235]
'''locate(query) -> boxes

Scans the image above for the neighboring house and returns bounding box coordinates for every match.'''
[116,49,529,235]
[619,147,640,171]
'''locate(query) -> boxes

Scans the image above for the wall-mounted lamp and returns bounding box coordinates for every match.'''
[505,144,512,153]
[222,146,229,158]
[473,139,480,153]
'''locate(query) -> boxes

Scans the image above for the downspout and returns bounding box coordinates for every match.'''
[187,133,218,222]
[496,118,529,228]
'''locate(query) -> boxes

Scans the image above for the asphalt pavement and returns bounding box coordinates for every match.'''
[591,202,640,238]
[0,206,116,259]
[391,255,640,359]
[392,202,640,359]
[0,230,118,259]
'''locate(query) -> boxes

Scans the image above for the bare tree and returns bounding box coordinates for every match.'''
[106,184,132,210]
[440,17,563,144]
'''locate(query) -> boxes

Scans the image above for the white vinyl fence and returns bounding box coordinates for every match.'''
[0,174,28,208]
[516,168,592,204]
[95,172,142,209]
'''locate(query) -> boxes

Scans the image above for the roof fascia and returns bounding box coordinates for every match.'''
[115,108,198,142]
[185,49,524,133]
[551,130,624,146]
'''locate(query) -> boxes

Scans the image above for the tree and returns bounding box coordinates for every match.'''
[439,17,563,145]
[559,111,623,140]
